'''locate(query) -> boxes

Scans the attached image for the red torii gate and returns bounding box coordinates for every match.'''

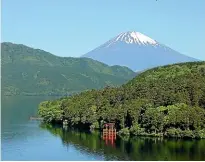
[102,122,116,147]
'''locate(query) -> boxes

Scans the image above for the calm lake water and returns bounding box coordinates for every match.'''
[1,96,205,161]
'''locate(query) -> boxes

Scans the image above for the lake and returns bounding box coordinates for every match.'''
[1,96,205,161]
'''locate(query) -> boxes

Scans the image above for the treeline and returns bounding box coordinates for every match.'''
[38,61,205,138]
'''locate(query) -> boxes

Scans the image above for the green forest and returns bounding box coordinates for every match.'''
[1,42,135,96]
[38,61,205,139]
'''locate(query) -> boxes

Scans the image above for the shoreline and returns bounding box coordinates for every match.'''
[42,122,205,140]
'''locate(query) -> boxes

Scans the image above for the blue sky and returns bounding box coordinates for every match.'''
[2,0,205,60]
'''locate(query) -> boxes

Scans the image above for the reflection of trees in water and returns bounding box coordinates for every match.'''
[40,124,205,161]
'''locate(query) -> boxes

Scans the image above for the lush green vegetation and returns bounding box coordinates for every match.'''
[38,61,205,139]
[1,42,136,96]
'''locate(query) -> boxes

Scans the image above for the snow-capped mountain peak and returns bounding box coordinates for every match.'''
[104,31,158,48]
[116,31,157,45]
[81,31,198,71]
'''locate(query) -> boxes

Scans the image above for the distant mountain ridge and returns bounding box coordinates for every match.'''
[82,31,199,71]
[1,42,136,96]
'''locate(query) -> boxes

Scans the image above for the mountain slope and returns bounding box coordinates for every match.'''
[39,61,205,138]
[1,42,136,96]
[82,31,198,71]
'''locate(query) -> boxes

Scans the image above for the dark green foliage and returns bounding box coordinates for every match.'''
[118,128,130,137]
[38,61,205,138]
[129,124,145,136]
[38,100,63,123]
[1,42,136,96]
[125,62,205,108]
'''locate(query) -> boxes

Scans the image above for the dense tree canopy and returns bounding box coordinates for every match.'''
[38,61,205,138]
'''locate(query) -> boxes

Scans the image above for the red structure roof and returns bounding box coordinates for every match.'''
[104,123,115,126]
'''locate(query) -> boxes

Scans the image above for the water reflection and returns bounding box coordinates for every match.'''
[102,123,117,148]
[102,134,116,148]
[40,124,205,161]
[2,96,205,161]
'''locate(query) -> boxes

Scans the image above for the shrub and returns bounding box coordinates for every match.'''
[130,124,145,136]
[181,129,195,138]
[90,121,99,130]
[165,128,197,138]
[118,127,130,136]
[165,128,183,138]
[196,129,205,138]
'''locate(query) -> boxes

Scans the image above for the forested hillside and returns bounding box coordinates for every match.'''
[1,42,136,96]
[38,61,205,138]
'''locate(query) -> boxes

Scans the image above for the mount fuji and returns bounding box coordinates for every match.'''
[81,31,198,71]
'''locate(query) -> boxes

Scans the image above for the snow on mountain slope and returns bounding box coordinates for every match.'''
[81,31,198,71]
[109,31,157,45]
